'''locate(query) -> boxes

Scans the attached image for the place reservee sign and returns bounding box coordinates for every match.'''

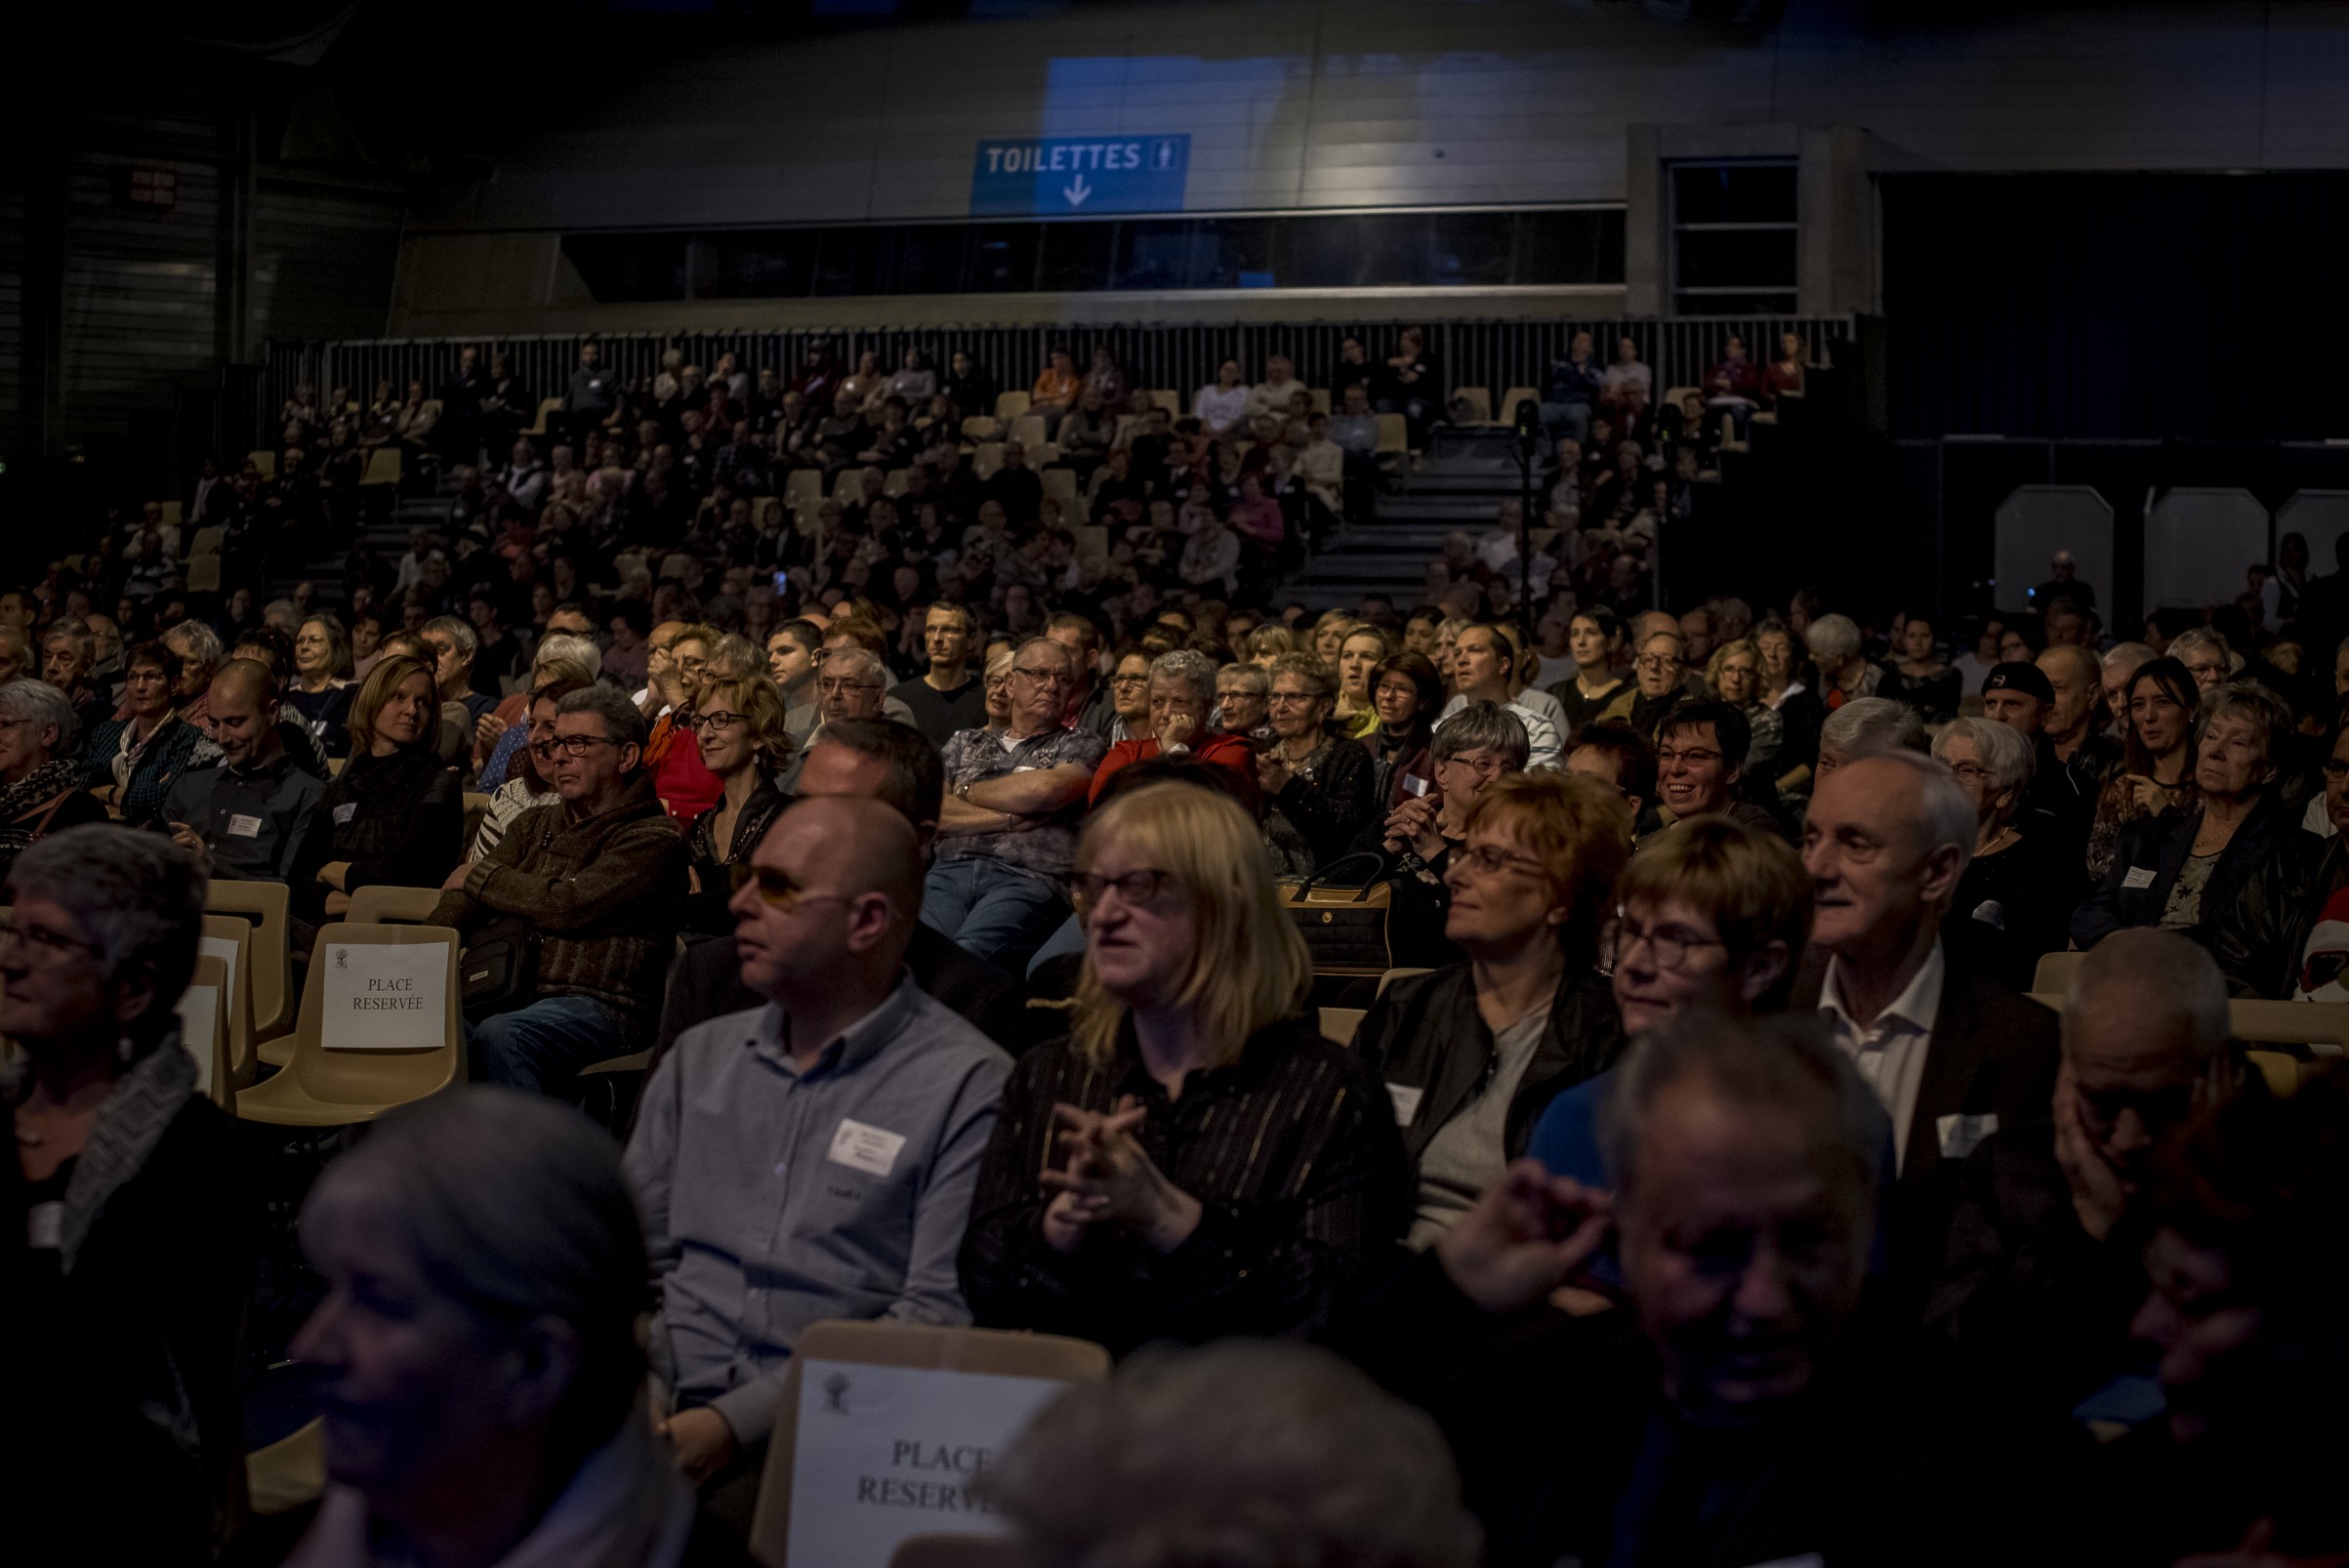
[320,942,447,1051]
[970,135,1190,216]
[785,1359,1070,1568]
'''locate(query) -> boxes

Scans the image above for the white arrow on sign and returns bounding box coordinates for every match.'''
[1064,174,1092,208]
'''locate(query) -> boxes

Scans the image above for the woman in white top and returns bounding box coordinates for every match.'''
[1193,359,1250,436]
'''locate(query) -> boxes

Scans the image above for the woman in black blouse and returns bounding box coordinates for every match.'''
[304,652,464,923]
[1365,650,1444,810]
[959,783,1407,1356]
[682,673,793,935]
[1257,651,1376,870]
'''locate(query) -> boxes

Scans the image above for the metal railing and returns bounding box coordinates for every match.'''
[261,315,1850,434]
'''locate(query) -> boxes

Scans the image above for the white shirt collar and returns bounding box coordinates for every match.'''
[1821,938,1946,1039]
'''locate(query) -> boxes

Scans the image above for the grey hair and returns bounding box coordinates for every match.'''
[1932,715,2035,798]
[991,1341,1481,1568]
[302,1087,649,1442]
[2198,680,2294,775]
[1803,613,1863,659]
[1017,634,1075,671]
[556,682,649,750]
[1432,699,1531,768]
[42,619,93,660]
[1149,648,1216,710]
[823,646,886,689]
[2102,641,2156,679]
[2063,928,2230,1065]
[1842,748,1980,881]
[1820,695,1926,758]
[985,646,1016,681]
[2169,627,2240,676]
[9,825,204,1049]
[423,614,477,661]
[1599,1010,1885,1217]
[703,633,762,683]
[1217,661,1268,695]
[534,633,602,681]
[164,620,223,668]
[0,679,79,757]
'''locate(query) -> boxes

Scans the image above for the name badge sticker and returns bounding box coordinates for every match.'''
[227,813,263,839]
[1386,1083,1424,1127]
[828,1118,908,1179]
[334,802,358,825]
[2122,866,2157,889]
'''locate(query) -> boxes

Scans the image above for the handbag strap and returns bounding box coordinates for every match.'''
[1293,849,1391,905]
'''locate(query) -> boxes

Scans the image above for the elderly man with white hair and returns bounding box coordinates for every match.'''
[1927,928,2242,1420]
[1803,612,1883,708]
[1795,746,2060,1318]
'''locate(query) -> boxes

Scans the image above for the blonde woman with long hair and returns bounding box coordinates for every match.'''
[958,783,1408,1354]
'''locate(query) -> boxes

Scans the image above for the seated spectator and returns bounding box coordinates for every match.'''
[0,681,106,887]
[766,617,822,743]
[161,658,325,883]
[1177,507,1242,596]
[475,634,601,790]
[1545,605,1631,738]
[1348,1014,1954,1568]
[225,623,331,778]
[681,673,792,935]
[1356,771,1630,1250]
[1799,749,2060,1313]
[2168,625,2239,693]
[1192,358,1250,437]
[1349,700,1530,969]
[1706,636,1787,782]
[1529,815,1812,1186]
[628,796,1010,1510]
[1650,700,1778,838]
[1934,716,2070,992]
[888,601,985,747]
[278,1090,734,1565]
[1030,348,1083,435]
[2073,681,2301,950]
[431,685,688,1093]
[1805,612,1883,709]
[960,783,1406,1354]
[929,637,1105,965]
[1366,650,1444,808]
[654,719,1025,1056]
[299,654,463,925]
[0,827,251,1564]
[1330,625,1391,737]
[38,619,105,739]
[640,623,724,822]
[1092,649,1259,813]
[1928,928,2239,1423]
[1257,651,1375,870]
[82,640,203,825]
[1623,627,1691,743]
[419,613,497,735]
[468,675,585,861]
[1809,693,1925,795]
[2032,642,2121,867]
[1213,659,1270,741]
[1563,720,1657,825]
[286,613,354,759]
[1437,621,1563,768]
[2216,718,2349,997]
[991,1341,1478,1568]
[2086,655,2198,885]
[1883,611,1959,722]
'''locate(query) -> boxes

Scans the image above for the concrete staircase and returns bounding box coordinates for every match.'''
[1282,427,1545,610]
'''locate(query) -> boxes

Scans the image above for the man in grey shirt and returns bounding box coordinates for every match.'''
[625,795,1011,1505]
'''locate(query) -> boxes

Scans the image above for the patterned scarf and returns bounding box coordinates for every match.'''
[0,757,87,849]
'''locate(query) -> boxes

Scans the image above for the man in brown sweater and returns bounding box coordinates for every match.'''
[432,683,688,1094]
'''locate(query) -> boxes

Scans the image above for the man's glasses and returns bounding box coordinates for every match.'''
[1637,655,1682,673]
[1068,868,1175,910]
[817,678,882,696]
[1011,666,1069,687]
[531,734,623,761]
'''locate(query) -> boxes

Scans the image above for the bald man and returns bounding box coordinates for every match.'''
[159,658,325,882]
[625,794,1013,1506]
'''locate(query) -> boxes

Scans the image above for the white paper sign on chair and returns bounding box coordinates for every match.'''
[199,933,240,1024]
[320,943,447,1051]
[785,1360,1067,1568]
[177,982,221,1094]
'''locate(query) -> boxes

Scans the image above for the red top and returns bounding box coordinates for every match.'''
[648,713,725,820]
[1090,731,1262,817]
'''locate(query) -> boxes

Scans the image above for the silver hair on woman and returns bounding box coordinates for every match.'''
[990,1341,1482,1568]
[0,679,82,759]
[1820,695,1926,757]
[9,824,205,1048]
[1149,648,1216,710]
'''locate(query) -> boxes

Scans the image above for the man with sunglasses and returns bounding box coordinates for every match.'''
[927,637,1105,966]
[430,684,688,1094]
[1928,928,2244,1422]
[625,795,1010,1513]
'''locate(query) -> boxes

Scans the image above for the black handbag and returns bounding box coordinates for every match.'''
[460,917,540,1022]
[1278,851,1395,976]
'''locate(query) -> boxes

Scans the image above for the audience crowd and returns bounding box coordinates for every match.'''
[8,334,2349,1568]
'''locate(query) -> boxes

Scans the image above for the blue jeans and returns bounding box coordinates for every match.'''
[469,994,632,1096]
[1540,400,1592,442]
[922,858,1069,969]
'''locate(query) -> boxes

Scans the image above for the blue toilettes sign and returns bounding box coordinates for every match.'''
[970,135,1190,216]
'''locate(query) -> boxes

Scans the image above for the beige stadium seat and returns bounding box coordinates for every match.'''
[783,469,824,509]
[1375,414,1409,456]
[2031,952,2084,998]
[993,391,1031,422]
[158,500,183,527]
[832,467,865,505]
[2228,1000,2349,1054]
[2244,1049,2308,1099]
[748,1320,1108,1568]
[1662,385,1700,411]
[1451,387,1494,424]
[1042,468,1079,510]
[1377,967,1433,996]
[186,557,223,593]
[1008,414,1049,450]
[235,924,463,1127]
[1309,388,1332,414]
[960,415,999,442]
[198,914,260,1087]
[462,792,492,846]
[178,954,232,1109]
[345,886,446,927]
[246,1418,327,1516]
[208,881,293,1045]
[1146,389,1181,417]
[1498,386,1542,427]
[359,447,402,487]
[884,468,911,497]
[247,449,276,479]
[1319,1007,1367,1046]
[970,442,1004,480]
[189,524,227,558]
[525,396,564,436]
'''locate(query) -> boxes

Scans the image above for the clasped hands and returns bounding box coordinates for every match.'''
[1039,1096,1203,1256]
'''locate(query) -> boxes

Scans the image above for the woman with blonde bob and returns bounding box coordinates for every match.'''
[958,782,1408,1355]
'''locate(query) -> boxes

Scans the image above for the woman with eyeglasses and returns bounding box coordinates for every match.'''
[1704,638,1784,785]
[1258,652,1375,872]
[288,613,355,759]
[1366,651,1445,809]
[1,827,251,1563]
[959,783,1407,1354]
[1352,771,1631,1250]
[1933,716,2067,991]
[2085,656,2200,884]
[79,640,202,826]
[1527,814,1813,1188]
[1105,647,1154,744]
[1349,701,1532,969]
[682,674,794,935]
[0,681,106,891]
[298,652,464,927]
[981,646,1016,733]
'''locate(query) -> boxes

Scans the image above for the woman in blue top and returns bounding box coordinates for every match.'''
[1528,814,1810,1184]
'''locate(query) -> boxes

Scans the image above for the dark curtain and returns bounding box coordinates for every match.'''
[1884,172,2349,442]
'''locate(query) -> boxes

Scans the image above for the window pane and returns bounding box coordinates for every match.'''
[1283,215,1365,289]
[1037,222,1118,292]
[1115,221,1195,290]
[690,230,815,299]
[1672,163,1797,226]
[1677,229,1797,289]
[1352,213,1433,287]
[564,234,688,302]
[963,225,1038,292]
[811,227,880,297]
[1430,211,1516,286]
[1516,209,1626,285]
[885,226,970,296]
[1190,218,1277,288]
